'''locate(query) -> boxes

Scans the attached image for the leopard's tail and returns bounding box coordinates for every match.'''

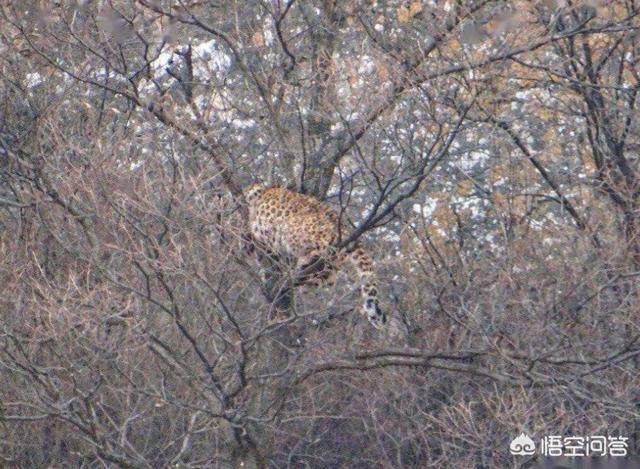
[347,246,387,328]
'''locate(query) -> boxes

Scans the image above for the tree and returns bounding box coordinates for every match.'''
[1,1,639,467]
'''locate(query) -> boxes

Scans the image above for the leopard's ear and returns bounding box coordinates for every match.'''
[243,183,267,203]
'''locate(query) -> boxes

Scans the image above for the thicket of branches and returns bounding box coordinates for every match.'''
[1,1,639,467]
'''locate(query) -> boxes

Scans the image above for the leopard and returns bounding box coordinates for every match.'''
[243,184,387,329]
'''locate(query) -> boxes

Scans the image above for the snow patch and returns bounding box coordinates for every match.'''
[25,72,43,88]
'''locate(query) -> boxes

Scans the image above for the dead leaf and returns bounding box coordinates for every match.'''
[398,7,410,23]
[252,31,264,47]
[398,2,422,23]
